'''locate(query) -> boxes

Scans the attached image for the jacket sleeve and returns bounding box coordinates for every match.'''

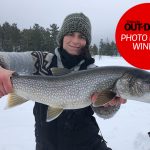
[91,105,120,119]
[0,51,54,75]
[87,63,121,119]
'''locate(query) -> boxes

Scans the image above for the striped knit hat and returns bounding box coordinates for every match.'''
[57,13,91,47]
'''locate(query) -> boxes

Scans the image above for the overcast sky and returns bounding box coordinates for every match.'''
[0,0,149,44]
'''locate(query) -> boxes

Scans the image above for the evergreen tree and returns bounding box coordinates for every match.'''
[11,23,21,51]
[41,28,51,51]
[89,44,98,56]
[49,24,59,53]
[0,25,3,51]
[0,21,119,55]
[110,41,119,56]
[20,28,32,51]
[2,22,12,51]
[30,24,45,51]
[99,39,105,55]
[99,38,119,56]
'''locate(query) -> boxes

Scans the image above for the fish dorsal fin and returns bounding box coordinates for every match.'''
[46,106,63,122]
[6,93,28,109]
[50,67,71,76]
[92,90,116,107]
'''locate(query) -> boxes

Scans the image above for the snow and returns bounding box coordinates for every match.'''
[0,56,150,150]
[0,98,35,150]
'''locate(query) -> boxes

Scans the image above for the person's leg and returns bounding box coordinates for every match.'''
[148,132,150,137]
[36,142,45,150]
[35,142,56,150]
[91,135,112,150]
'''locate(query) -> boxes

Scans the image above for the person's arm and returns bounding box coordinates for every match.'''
[91,104,121,119]
[0,51,36,97]
[0,51,54,75]
[0,51,54,97]
[0,51,36,74]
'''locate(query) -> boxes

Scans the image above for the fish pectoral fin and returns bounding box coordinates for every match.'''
[92,90,116,107]
[50,67,71,76]
[46,106,63,122]
[5,93,28,109]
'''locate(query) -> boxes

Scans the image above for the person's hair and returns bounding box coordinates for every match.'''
[80,45,92,59]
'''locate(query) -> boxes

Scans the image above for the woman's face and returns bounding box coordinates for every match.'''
[63,32,86,55]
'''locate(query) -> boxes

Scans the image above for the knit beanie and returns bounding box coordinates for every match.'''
[57,13,91,46]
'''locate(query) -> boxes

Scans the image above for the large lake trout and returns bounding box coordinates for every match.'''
[6,66,150,121]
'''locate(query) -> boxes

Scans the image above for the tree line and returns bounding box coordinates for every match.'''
[0,22,119,56]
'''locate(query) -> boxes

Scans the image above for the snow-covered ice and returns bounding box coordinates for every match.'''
[0,56,150,150]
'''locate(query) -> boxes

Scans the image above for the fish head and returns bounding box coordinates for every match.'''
[116,69,150,102]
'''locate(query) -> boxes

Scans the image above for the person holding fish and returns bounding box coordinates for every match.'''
[0,13,127,150]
